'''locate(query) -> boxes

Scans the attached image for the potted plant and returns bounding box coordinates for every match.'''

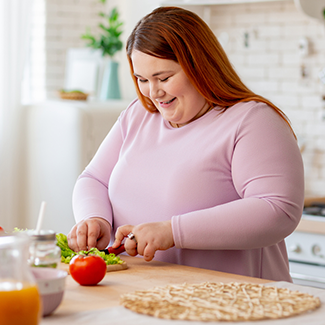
[81,0,123,100]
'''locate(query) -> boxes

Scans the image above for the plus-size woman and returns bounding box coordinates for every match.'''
[68,6,304,281]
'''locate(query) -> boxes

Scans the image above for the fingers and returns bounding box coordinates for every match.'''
[125,231,138,256]
[112,224,134,248]
[142,243,156,262]
[136,237,159,261]
[129,221,174,261]
[113,224,138,257]
[96,232,111,251]
[87,218,111,250]
[124,240,138,257]
[112,221,174,261]
[67,218,111,252]
[80,221,100,250]
[67,224,84,252]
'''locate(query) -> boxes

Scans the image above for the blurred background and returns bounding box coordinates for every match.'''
[1,0,325,235]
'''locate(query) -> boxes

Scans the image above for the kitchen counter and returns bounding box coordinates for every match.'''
[51,256,271,314]
[297,196,325,235]
[296,217,325,235]
[40,256,325,325]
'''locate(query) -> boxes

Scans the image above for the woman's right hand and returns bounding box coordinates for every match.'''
[67,217,111,252]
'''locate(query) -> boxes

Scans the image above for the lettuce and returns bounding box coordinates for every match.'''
[56,233,77,263]
[56,233,123,265]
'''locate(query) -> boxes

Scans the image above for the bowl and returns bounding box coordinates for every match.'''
[31,267,67,316]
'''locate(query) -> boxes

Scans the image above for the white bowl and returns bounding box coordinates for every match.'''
[31,267,67,316]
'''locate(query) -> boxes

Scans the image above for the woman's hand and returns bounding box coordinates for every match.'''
[67,217,111,252]
[112,221,174,261]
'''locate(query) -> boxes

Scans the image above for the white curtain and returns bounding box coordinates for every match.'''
[0,0,32,230]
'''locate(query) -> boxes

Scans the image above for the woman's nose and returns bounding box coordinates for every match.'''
[149,83,164,99]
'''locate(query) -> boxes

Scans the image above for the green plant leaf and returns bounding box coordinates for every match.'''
[80,4,123,58]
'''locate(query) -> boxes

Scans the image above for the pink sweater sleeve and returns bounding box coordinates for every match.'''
[171,106,304,250]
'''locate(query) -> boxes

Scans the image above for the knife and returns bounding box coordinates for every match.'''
[101,244,125,256]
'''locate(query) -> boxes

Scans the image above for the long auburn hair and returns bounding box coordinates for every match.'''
[126,6,294,135]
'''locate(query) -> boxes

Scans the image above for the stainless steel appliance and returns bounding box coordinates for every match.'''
[285,205,325,289]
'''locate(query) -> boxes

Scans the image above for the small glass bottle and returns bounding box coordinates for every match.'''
[0,233,42,324]
[28,230,61,268]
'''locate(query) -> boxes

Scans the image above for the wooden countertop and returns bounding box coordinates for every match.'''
[296,217,325,235]
[293,197,325,235]
[51,256,271,317]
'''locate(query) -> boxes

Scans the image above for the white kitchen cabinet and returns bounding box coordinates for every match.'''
[160,0,289,25]
[25,99,129,235]
[161,0,288,5]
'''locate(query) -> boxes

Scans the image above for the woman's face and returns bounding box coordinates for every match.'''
[131,50,209,127]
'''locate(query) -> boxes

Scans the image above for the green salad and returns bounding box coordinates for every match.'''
[56,233,123,265]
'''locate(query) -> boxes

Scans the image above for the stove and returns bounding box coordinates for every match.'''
[285,205,325,289]
[302,205,325,218]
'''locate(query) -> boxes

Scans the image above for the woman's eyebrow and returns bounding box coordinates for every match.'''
[133,71,173,78]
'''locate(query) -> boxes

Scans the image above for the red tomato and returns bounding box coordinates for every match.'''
[0,226,4,232]
[69,254,107,286]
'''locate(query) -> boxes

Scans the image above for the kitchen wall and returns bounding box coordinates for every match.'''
[35,0,103,100]
[206,1,325,198]
[36,0,325,198]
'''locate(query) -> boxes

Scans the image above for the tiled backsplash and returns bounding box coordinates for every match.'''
[40,0,325,197]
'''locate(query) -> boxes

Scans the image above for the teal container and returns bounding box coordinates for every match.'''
[100,60,121,100]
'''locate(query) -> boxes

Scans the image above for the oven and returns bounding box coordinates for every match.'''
[285,204,325,289]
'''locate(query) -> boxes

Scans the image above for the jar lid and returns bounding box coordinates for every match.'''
[27,230,56,241]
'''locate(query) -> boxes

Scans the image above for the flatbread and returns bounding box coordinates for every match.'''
[106,261,127,272]
[120,282,320,322]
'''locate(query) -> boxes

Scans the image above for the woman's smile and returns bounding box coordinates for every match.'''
[158,97,176,108]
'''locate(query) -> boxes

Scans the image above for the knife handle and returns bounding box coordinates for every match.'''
[104,244,125,256]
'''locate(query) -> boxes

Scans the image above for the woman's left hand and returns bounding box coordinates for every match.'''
[112,221,174,261]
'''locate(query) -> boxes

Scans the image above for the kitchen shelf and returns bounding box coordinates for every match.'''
[161,0,288,5]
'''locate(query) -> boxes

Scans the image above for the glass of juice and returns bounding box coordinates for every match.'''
[0,233,42,325]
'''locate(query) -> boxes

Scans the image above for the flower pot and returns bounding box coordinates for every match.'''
[100,59,121,100]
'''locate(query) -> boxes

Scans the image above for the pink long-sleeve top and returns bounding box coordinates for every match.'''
[73,98,304,281]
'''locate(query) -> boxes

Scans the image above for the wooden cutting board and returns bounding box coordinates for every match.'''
[60,260,128,273]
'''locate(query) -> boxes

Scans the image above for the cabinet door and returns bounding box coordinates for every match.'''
[26,101,126,234]
[26,104,86,234]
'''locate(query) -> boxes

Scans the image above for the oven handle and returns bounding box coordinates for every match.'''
[290,272,325,284]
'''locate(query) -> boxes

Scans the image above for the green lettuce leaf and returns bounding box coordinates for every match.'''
[56,233,123,265]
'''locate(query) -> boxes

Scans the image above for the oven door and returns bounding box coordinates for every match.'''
[289,261,325,289]
[286,229,325,289]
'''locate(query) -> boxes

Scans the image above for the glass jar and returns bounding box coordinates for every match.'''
[28,230,61,268]
[0,233,42,325]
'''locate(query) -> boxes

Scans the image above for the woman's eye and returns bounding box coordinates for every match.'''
[138,79,147,83]
[160,77,169,82]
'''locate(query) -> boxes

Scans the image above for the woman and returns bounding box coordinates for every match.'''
[68,6,304,281]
